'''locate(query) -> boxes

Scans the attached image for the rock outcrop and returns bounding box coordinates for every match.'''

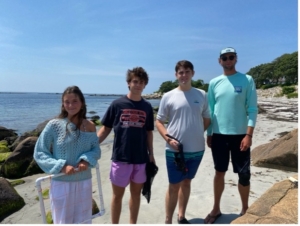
[142,92,163,99]
[258,98,298,122]
[0,177,25,221]
[257,86,298,122]
[0,126,18,143]
[30,120,50,136]
[0,137,43,179]
[231,175,298,224]
[251,129,298,172]
[9,120,49,151]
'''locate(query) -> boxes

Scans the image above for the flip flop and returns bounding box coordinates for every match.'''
[204,213,222,224]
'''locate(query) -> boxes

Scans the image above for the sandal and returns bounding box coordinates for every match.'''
[204,212,222,224]
[177,217,190,224]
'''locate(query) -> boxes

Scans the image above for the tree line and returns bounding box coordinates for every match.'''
[156,51,297,93]
[157,79,209,93]
[247,51,298,88]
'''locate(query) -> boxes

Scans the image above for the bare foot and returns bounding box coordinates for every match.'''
[204,211,222,224]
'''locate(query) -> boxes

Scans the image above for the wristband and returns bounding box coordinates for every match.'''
[246,134,252,138]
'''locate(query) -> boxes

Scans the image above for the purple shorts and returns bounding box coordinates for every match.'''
[110,161,146,187]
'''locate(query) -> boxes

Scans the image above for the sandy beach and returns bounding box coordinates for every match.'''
[2,114,298,224]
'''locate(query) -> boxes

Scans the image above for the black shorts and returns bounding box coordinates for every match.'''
[211,133,250,174]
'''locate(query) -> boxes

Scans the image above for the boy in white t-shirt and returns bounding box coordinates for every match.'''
[156,60,210,224]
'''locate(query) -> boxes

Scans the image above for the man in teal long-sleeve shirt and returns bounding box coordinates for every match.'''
[204,47,258,224]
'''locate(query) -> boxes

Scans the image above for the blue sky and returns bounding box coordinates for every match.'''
[0,0,298,94]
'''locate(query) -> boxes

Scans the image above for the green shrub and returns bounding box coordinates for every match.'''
[260,84,277,89]
[286,92,298,99]
[282,86,296,95]
[280,83,292,87]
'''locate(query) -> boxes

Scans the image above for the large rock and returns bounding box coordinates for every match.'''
[0,137,43,179]
[0,177,25,221]
[0,126,18,142]
[9,120,49,152]
[251,129,298,172]
[31,119,50,136]
[231,175,298,224]
[9,134,33,152]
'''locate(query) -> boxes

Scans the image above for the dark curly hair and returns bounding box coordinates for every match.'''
[126,67,149,85]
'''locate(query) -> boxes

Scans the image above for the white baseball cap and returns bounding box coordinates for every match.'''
[220,47,237,56]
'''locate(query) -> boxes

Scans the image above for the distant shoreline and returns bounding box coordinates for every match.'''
[0,92,162,100]
[0,91,126,96]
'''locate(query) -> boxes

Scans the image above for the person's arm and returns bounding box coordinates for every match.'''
[203,117,211,131]
[147,130,155,163]
[240,76,258,151]
[33,121,67,174]
[77,133,101,168]
[155,119,179,151]
[97,125,112,143]
[206,82,215,136]
[246,77,258,128]
[206,82,214,148]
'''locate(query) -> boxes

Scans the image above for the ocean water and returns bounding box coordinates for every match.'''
[0,92,161,135]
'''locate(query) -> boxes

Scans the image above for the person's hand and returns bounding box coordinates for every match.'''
[206,136,212,148]
[77,160,89,172]
[240,135,252,151]
[168,139,180,152]
[61,165,77,175]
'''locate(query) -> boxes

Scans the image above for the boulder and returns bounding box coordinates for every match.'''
[0,177,25,221]
[9,133,32,152]
[251,129,298,172]
[31,120,51,136]
[0,137,43,179]
[9,120,49,152]
[3,136,18,146]
[231,175,298,224]
[0,126,18,141]
[91,115,100,120]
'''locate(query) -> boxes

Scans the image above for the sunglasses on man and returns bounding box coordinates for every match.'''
[221,55,236,61]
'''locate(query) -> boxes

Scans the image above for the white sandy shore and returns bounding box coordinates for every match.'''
[2,114,298,224]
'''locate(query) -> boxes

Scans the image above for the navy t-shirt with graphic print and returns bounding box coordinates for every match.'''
[101,95,154,164]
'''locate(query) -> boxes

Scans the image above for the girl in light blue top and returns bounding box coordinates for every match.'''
[34,86,101,224]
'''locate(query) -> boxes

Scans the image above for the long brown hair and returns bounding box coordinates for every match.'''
[58,86,87,131]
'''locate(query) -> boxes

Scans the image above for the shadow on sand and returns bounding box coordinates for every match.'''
[189,213,241,224]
